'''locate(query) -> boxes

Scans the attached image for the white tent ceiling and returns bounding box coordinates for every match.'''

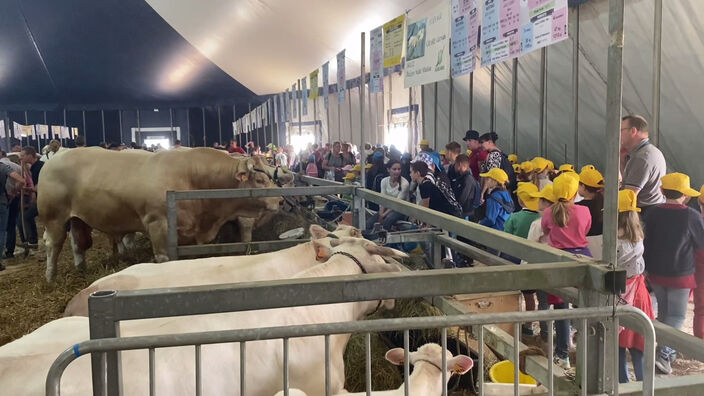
[146,0,421,95]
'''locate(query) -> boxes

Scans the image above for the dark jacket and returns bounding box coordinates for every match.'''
[448,164,477,218]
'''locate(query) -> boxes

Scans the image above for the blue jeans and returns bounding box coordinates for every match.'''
[619,347,644,383]
[365,210,407,231]
[554,301,571,359]
[5,197,19,255]
[17,201,38,244]
[0,202,9,264]
[537,291,550,341]
[651,284,690,359]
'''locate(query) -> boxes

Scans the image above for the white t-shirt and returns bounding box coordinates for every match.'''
[380,176,409,201]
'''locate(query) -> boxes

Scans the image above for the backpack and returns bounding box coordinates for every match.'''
[469,176,482,209]
[498,151,517,192]
[488,191,515,213]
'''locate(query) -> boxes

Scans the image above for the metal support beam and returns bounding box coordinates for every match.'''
[572,5,581,167]
[217,106,222,145]
[358,32,367,227]
[433,82,438,147]
[94,263,611,321]
[178,239,307,257]
[652,0,663,146]
[101,110,106,143]
[448,76,453,141]
[298,79,304,138]
[539,48,548,157]
[169,108,174,145]
[137,109,141,145]
[82,110,86,145]
[356,188,610,266]
[490,64,496,132]
[468,73,474,129]
[118,110,123,143]
[88,291,121,396]
[511,58,519,155]
[201,107,206,146]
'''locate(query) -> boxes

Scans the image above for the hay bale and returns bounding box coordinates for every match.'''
[343,332,403,392]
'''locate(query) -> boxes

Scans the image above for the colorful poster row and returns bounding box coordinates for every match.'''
[1,122,75,139]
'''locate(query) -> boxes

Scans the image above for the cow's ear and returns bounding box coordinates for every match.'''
[448,355,474,375]
[236,172,249,182]
[364,243,409,260]
[309,224,329,240]
[385,348,405,365]
[312,240,332,262]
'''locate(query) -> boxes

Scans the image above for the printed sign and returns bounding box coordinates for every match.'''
[370,26,384,93]
[450,0,481,77]
[404,3,451,88]
[383,15,406,68]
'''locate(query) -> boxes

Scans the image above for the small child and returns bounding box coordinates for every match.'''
[616,190,654,383]
[305,154,318,178]
[541,174,592,369]
[577,165,605,259]
[644,173,704,374]
[531,157,552,190]
[504,182,542,334]
[479,168,514,231]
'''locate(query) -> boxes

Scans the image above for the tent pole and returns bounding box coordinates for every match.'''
[137,109,142,147]
[448,76,453,142]
[652,0,662,146]
[539,48,548,157]
[572,5,581,167]
[359,31,366,227]
[82,110,86,146]
[490,64,496,132]
[217,106,222,146]
[512,58,519,156]
[469,73,474,130]
[186,109,190,147]
[101,110,106,144]
[169,108,175,145]
[433,82,438,149]
[119,110,123,145]
[298,79,303,140]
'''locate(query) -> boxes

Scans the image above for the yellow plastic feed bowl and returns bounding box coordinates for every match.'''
[489,360,538,385]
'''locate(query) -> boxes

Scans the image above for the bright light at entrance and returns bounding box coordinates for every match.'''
[386,126,408,153]
[144,138,171,150]
[290,134,315,155]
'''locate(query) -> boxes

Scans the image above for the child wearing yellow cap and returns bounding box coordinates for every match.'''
[577,165,605,259]
[530,157,552,190]
[644,173,704,374]
[540,173,593,369]
[615,190,654,383]
[503,182,542,335]
[479,168,515,231]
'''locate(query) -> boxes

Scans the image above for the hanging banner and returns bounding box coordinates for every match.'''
[291,84,298,116]
[262,101,268,127]
[404,3,451,88]
[481,0,568,67]
[450,0,480,77]
[51,125,61,139]
[71,127,78,138]
[369,26,384,94]
[383,14,406,68]
[60,126,70,139]
[322,62,330,109]
[301,77,308,116]
[284,89,291,122]
[36,124,49,138]
[336,50,346,103]
[13,122,22,139]
[278,93,285,123]
[309,70,319,100]
[0,120,5,138]
[21,125,35,139]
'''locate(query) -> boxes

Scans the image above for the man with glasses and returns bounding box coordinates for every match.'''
[620,115,667,215]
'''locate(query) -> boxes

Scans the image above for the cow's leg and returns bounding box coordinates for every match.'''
[144,218,169,262]
[69,218,93,272]
[236,217,256,243]
[43,219,68,282]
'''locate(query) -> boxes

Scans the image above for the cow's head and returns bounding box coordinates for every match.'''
[312,237,407,273]
[309,224,362,240]
[248,155,294,186]
[385,343,473,376]
[233,158,282,211]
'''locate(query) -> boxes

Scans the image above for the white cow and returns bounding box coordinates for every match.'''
[0,238,407,396]
[63,224,361,316]
[276,343,473,396]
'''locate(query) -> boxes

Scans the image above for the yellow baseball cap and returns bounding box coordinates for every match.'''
[559,164,575,173]
[512,163,521,173]
[351,164,362,172]
[547,160,555,171]
[466,149,472,155]
[516,182,540,211]
[618,190,641,213]
[530,184,556,203]
[480,168,509,184]
[420,139,430,146]
[661,173,701,197]
[520,161,534,173]
[579,165,604,188]
[365,163,373,169]
[531,157,550,172]
[508,154,518,164]
[700,185,704,201]
[439,150,447,156]
[343,172,356,180]
[553,173,579,201]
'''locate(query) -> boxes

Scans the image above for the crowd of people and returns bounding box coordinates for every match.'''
[290,114,704,380]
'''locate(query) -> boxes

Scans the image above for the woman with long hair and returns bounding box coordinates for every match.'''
[365,160,409,231]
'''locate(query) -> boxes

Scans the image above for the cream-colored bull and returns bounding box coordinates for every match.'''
[38,147,291,281]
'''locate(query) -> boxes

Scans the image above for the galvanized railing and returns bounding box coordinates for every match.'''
[47,306,655,396]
